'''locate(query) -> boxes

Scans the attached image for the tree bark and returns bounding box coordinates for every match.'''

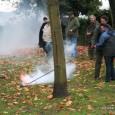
[108,0,115,29]
[47,0,69,98]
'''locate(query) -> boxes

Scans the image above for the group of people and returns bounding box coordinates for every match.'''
[38,12,115,82]
[86,15,115,82]
[38,11,80,59]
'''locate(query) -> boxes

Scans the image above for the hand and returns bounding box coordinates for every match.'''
[69,29,72,32]
[86,32,91,36]
[91,45,95,49]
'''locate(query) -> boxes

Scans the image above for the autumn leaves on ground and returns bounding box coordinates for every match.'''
[0,46,115,115]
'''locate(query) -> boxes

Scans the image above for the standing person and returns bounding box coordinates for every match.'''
[66,11,80,58]
[91,15,112,80]
[38,17,48,49]
[42,21,52,59]
[86,15,99,60]
[95,24,115,82]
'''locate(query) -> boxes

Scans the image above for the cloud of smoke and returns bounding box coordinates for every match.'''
[20,62,76,86]
[20,41,77,86]
[0,1,77,85]
[0,8,47,55]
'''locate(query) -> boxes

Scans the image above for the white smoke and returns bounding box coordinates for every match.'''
[20,62,76,86]
[0,2,77,85]
[0,9,47,55]
[20,42,77,86]
[64,40,76,60]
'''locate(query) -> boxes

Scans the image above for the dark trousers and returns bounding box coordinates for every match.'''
[94,48,103,79]
[88,44,96,60]
[104,56,115,82]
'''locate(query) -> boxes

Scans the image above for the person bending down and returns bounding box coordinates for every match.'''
[95,23,115,82]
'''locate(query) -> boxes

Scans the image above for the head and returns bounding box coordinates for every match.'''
[100,23,108,32]
[89,15,96,23]
[100,15,108,24]
[68,11,75,19]
[43,17,48,23]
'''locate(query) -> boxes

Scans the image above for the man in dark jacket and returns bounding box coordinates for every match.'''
[66,11,80,58]
[86,15,99,60]
[91,15,112,80]
[38,17,48,48]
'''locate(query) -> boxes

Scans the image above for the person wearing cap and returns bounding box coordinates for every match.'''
[66,11,80,58]
[38,17,48,50]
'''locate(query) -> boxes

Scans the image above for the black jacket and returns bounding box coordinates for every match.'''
[39,23,47,48]
[103,35,115,56]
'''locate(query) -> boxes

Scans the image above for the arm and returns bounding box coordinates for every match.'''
[91,25,100,45]
[71,18,80,32]
[96,32,110,47]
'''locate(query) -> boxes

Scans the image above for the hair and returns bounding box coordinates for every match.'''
[100,23,108,27]
[100,23,113,30]
[68,11,75,15]
[89,15,96,20]
[43,17,47,20]
[101,15,108,22]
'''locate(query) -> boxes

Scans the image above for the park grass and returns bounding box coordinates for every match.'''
[0,47,115,115]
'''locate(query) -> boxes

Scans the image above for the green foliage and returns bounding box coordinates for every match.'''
[78,18,88,46]
[59,0,102,16]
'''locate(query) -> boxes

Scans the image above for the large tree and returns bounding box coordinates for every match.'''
[47,0,69,98]
[108,0,115,29]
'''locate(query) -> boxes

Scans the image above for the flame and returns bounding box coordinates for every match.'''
[20,73,27,81]
[20,73,30,86]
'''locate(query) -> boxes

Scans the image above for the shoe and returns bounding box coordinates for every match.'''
[0,75,5,79]
[94,77,100,80]
[105,80,110,82]
[111,79,115,81]
[89,58,93,60]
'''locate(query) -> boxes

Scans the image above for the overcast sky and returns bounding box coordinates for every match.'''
[100,0,110,10]
[0,0,110,12]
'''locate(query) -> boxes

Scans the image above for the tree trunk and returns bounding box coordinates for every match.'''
[108,0,115,29]
[47,0,69,98]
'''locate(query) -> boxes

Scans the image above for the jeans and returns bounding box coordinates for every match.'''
[104,56,115,82]
[45,42,52,60]
[66,37,77,58]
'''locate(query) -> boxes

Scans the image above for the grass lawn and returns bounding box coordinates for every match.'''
[0,46,115,115]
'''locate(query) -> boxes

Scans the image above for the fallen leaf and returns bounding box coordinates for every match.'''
[66,101,72,106]
[44,105,53,109]
[87,105,93,111]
